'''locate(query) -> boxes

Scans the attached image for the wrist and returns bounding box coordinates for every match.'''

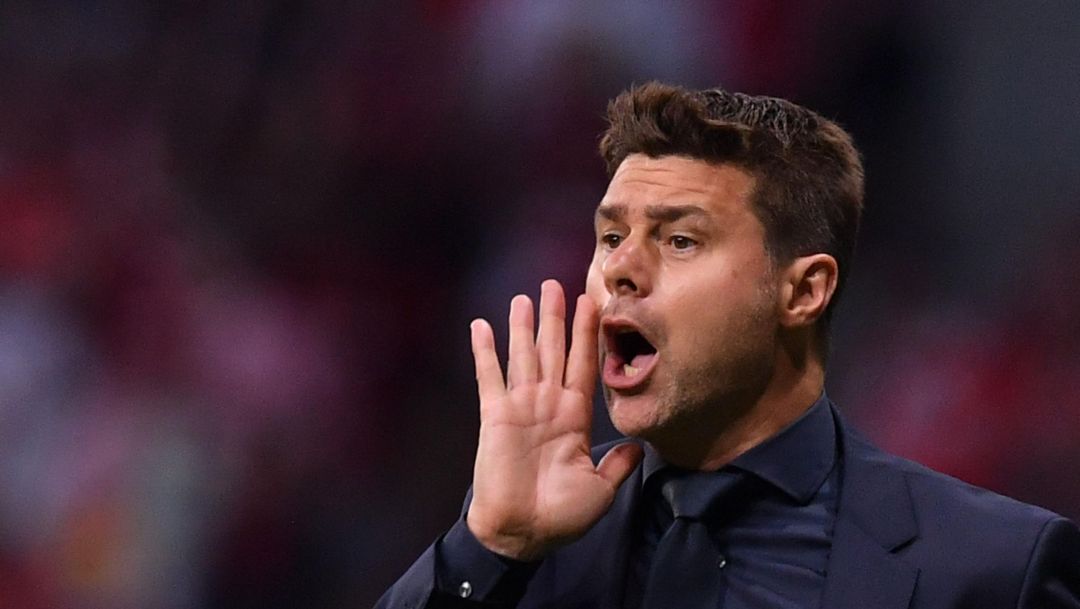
[466,512,548,562]
[436,518,542,604]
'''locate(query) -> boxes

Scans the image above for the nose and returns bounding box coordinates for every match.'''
[601,236,654,298]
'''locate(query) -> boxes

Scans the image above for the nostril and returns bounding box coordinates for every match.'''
[615,278,637,292]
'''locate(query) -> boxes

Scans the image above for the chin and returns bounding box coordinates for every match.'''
[606,392,666,439]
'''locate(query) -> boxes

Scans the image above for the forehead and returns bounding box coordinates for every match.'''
[598,154,756,220]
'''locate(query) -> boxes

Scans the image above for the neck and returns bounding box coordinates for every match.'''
[649,352,825,471]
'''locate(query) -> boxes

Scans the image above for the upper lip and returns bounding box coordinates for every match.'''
[600,316,656,355]
[601,316,644,338]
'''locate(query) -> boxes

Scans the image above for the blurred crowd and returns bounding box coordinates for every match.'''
[1,2,1078,607]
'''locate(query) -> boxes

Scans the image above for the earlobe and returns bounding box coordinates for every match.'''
[779,254,838,328]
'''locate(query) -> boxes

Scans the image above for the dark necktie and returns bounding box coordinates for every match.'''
[640,468,744,609]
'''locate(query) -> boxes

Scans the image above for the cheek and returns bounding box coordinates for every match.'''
[665,275,760,344]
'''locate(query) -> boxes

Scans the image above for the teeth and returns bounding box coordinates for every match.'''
[623,364,640,377]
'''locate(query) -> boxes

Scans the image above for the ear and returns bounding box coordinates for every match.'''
[777,254,838,329]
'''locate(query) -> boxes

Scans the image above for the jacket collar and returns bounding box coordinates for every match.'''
[821,400,920,608]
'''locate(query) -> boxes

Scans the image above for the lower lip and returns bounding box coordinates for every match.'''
[602,352,658,391]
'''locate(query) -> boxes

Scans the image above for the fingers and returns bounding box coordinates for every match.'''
[596,442,644,489]
[564,295,599,395]
[507,294,538,387]
[536,280,566,383]
[470,319,505,406]
[479,284,592,396]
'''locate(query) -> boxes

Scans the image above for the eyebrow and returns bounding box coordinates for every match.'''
[595,203,710,224]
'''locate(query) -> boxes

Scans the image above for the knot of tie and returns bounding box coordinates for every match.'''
[659,468,744,520]
[641,467,745,609]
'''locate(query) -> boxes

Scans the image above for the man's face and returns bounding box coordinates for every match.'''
[586,154,780,444]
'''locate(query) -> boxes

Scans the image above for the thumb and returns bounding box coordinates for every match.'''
[596,442,644,490]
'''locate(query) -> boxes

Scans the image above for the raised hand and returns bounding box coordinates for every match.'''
[466,279,643,561]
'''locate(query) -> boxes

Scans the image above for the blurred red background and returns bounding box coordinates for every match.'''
[1,2,1078,607]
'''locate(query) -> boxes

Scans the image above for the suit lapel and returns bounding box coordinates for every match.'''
[823,513,920,608]
[823,405,920,609]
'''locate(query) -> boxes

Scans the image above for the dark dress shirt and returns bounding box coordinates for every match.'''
[627,396,840,608]
[434,395,840,607]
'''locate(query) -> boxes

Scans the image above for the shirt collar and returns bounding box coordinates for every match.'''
[642,393,837,505]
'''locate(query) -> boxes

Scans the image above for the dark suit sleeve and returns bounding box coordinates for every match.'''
[1016,517,1080,608]
[374,517,541,608]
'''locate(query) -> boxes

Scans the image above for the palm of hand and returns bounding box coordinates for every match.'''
[466,281,642,561]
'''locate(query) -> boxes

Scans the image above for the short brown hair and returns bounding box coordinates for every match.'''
[599,82,864,347]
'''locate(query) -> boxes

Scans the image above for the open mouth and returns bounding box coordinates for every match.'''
[602,322,659,390]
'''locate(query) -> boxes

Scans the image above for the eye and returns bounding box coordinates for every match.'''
[600,232,623,249]
[669,235,697,250]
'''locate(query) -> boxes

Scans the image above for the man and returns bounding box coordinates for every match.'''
[377,82,1080,608]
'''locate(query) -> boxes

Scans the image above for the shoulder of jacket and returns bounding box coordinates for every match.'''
[843,427,1064,532]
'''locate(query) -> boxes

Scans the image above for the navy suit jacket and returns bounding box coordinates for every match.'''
[377,403,1080,608]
